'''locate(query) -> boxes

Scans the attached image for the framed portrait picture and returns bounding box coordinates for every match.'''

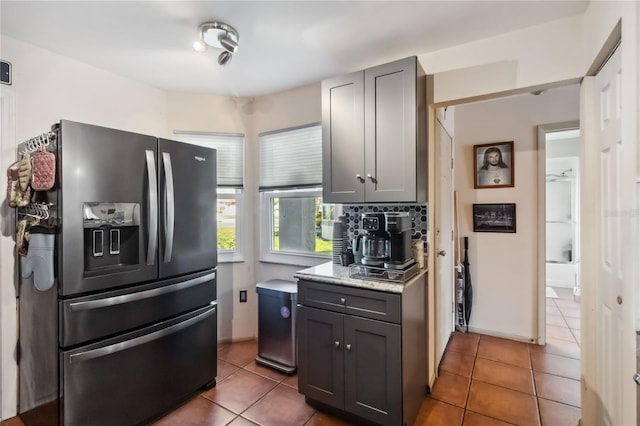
[473,203,516,233]
[473,141,514,188]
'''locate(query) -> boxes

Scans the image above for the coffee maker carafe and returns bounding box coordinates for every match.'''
[360,213,389,267]
[383,212,415,270]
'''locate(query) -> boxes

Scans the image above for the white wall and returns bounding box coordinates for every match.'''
[453,85,580,341]
[420,14,584,105]
[1,37,169,141]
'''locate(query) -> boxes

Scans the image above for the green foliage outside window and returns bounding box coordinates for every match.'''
[218,226,236,250]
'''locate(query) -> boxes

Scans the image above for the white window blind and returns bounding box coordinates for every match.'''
[173,131,244,188]
[259,124,322,190]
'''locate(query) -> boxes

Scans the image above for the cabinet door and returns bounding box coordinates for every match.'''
[344,315,402,425]
[297,305,345,409]
[322,71,365,203]
[364,57,417,202]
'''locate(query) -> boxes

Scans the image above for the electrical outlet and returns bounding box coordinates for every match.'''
[239,289,247,303]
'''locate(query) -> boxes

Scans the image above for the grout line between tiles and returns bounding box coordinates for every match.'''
[537,395,582,409]
[528,348,544,426]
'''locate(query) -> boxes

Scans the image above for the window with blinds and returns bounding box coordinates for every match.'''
[259,124,321,190]
[173,132,244,188]
[258,124,337,265]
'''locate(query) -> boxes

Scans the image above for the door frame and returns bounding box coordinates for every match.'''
[536,120,579,345]
[0,89,17,420]
[434,109,455,370]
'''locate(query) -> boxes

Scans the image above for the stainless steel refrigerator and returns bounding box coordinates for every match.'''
[18,120,218,425]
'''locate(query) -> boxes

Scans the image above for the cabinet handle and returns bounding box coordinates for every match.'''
[335,341,340,348]
[366,174,377,183]
[340,297,346,305]
[355,174,365,183]
[346,344,352,351]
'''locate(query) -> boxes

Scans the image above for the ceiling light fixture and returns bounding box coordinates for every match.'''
[194,21,239,66]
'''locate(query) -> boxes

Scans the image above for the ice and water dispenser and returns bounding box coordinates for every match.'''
[83,202,141,273]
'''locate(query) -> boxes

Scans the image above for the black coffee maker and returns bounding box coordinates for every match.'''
[360,213,389,267]
[383,212,415,270]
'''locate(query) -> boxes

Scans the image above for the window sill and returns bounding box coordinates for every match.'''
[259,252,330,268]
[218,252,244,264]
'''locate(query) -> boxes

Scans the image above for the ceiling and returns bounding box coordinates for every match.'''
[0,1,589,98]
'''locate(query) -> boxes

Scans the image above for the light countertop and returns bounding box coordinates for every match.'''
[294,261,427,294]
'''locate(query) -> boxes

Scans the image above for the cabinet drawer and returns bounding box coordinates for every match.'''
[298,280,400,324]
[60,270,216,347]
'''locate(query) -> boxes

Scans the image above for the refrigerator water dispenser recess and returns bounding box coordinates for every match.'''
[83,202,140,273]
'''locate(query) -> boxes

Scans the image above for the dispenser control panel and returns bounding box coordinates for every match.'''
[362,216,381,232]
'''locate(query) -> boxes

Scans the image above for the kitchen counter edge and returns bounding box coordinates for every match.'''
[294,262,427,294]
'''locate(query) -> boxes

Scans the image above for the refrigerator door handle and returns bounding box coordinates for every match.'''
[68,271,216,312]
[69,303,217,364]
[145,150,158,265]
[162,152,175,263]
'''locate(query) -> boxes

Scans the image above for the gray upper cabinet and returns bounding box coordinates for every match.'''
[321,71,365,202]
[322,56,427,203]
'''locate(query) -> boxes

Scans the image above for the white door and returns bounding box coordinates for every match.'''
[593,45,636,426]
[435,112,455,367]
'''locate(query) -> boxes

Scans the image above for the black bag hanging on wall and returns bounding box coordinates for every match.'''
[462,237,473,332]
[455,236,473,333]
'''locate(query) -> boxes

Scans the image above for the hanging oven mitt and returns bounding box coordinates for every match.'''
[31,146,56,191]
[7,161,31,208]
[21,232,55,291]
[6,162,19,207]
[16,218,31,257]
[18,153,32,192]
[16,186,31,207]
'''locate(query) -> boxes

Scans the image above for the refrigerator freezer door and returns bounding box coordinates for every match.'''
[158,138,217,279]
[61,304,217,426]
[59,120,158,296]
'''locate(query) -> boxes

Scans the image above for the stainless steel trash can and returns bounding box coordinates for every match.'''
[255,279,298,373]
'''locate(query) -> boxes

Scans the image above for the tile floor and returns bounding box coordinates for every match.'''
[416,285,581,426]
[1,286,581,426]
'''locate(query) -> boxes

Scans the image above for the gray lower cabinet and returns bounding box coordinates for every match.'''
[297,279,426,426]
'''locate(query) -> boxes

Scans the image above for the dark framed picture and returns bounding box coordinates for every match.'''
[474,141,514,188]
[473,203,516,233]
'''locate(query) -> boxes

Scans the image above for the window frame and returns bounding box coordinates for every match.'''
[259,187,335,266]
[217,188,244,263]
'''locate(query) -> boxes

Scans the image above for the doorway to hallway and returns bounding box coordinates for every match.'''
[537,123,581,351]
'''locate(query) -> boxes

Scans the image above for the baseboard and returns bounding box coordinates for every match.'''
[464,326,537,344]
[217,337,257,344]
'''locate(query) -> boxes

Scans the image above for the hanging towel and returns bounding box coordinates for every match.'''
[21,233,55,291]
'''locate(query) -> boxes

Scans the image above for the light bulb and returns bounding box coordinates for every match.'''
[193,40,208,52]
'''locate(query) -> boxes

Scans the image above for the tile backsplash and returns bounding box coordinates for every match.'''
[342,203,428,242]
